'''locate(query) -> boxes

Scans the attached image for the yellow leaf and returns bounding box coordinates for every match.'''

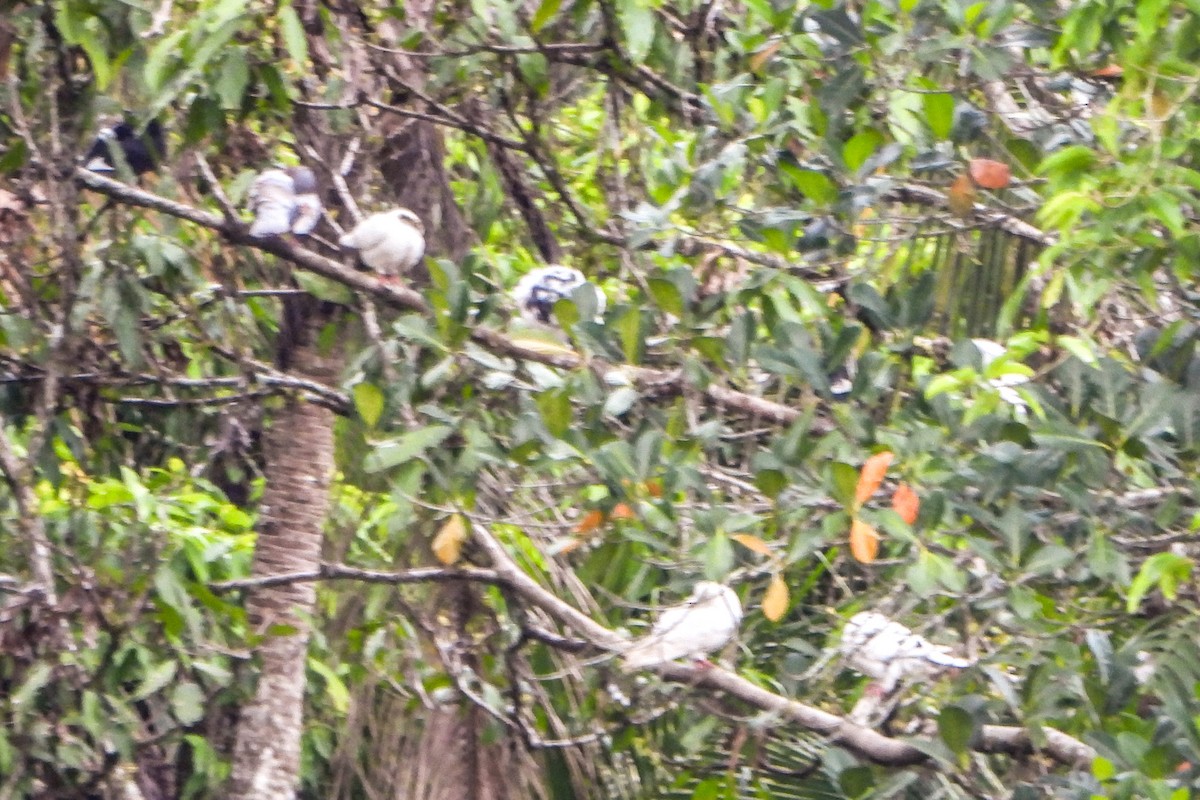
[762,574,789,622]
[854,451,894,505]
[732,533,773,556]
[849,518,880,563]
[432,514,468,565]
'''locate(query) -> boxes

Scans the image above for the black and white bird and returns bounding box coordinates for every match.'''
[83,120,165,176]
[247,167,321,237]
[622,582,742,670]
[338,208,425,279]
[511,265,605,326]
[840,611,973,693]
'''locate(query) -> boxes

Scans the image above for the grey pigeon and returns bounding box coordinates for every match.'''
[248,167,321,237]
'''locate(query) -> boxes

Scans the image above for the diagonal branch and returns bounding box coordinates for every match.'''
[76,169,830,431]
[468,522,1097,769]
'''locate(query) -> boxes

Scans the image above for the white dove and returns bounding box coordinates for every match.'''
[840,611,973,693]
[511,265,605,326]
[622,582,742,670]
[338,208,426,280]
[248,167,321,237]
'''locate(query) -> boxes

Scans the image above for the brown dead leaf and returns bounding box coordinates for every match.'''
[968,158,1011,190]
[574,509,605,535]
[947,173,977,217]
[732,533,773,557]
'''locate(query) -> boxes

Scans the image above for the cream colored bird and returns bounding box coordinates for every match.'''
[622,582,742,670]
[338,208,426,279]
[840,611,973,693]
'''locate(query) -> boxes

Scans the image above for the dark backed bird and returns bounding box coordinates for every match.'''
[511,265,605,326]
[83,120,165,176]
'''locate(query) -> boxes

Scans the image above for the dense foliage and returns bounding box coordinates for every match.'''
[3,0,1200,798]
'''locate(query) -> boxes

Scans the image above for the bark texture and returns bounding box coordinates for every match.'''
[224,341,339,799]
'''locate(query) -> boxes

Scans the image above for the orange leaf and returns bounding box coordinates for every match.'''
[947,173,976,217]
[643,479,664,498]
[749,40,782,72]
[1090,64,1124,78]
[432,514,469,566]
[849,518,880,563]
[968,158,1011,190]
[892,483,920,525]
[854,451,894,505]
[762,574,789,622]
[732,533,773,556]
[574,509,605,535]
[609,502,636,521]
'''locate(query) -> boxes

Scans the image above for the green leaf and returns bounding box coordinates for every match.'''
[536,389,573,438]
[217,49,251,110]
[308,658,350,714]
[619,0,655,63]
[828,461,859,507]
[531,0,562,32]
[782,165,837,204]
[278,4,308,65]
[353,382,385,428]
[938,705,977,754]
[134,660,179,700]
[648,278,684,316]
[923,93,954,139]
[363,425,454,472]
[843,130,883,173]
[1127,552,1192,613]
[171,682,206,725]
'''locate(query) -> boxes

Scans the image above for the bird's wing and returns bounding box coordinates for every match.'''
[290,194,322,235]
[339,216,389,251]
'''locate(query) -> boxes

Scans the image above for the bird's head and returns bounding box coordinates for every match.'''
[286,166,318,194]
[846,611,890,637]
[392,207,425,234]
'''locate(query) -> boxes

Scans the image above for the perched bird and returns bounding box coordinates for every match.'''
[622,582,742,670]
[511,265,605,326]
[338,208,425,279]
[247,167,322,237]
[83,120,165,176]
[840,611,973,694]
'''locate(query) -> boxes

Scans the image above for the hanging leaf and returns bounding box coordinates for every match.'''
[762,574,789,621]
[854,451,894,505]
[892,483,920,525]
[947,173,976,217]
[968,158,1011,189]
[432,514,468,565]
[849,518,880,563]
[574,509,605,535]
[731,533,773,556]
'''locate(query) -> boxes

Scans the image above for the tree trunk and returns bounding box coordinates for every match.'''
[225,340,339,799]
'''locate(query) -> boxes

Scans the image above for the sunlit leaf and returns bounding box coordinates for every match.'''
[762,574,788,622]
[731,533,773,556]
[432,514,469,565]
[849,518,880,563]
[855,451,893,505]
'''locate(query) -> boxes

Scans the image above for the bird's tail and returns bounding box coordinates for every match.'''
[927,650,973,669]
[620,641,672,671]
